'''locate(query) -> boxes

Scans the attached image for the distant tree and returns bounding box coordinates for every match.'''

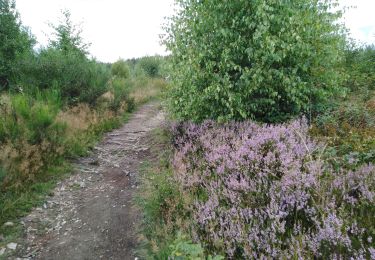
[49,9,90,57]
[344,44,375,92]
[111,59,130,79]
[165,0,346,123]
[0,0,34,89]
[19,9,109,104]
[137,56,162,78]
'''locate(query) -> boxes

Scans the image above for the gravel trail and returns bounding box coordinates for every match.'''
[16,101,164,260]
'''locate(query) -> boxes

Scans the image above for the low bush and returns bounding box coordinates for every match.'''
[108,77,134,112]
[171,119,375,258]
[311,95,375,166]
[129,77,167,105]
[344,44,375,93]
[136,128,191,259]
[19,49,110,105]
[0,92,66,188]
[169,233,224,260]
[111,59,130,79]
[134,56,166,78]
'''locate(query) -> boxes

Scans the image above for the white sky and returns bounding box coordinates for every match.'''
[15,0,375,63]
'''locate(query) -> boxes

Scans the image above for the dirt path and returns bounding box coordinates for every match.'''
[16,102,164,260]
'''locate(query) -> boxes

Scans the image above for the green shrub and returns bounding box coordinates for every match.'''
[20,49,110,105]
[344,44,375,93]
[169,233,224,260]
[136,56,164,78]
[136,129,188,259]
[311,98,375,166]
[108,77,135,112]
[17,9,110,105]
[111,59,130,79]
[165,0,346,123]
[49,9,90,56]
[0,0,34,89]
[0,92,67,189]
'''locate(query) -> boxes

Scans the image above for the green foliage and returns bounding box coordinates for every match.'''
[111,59,130,79]
[169,233,224,260]
[0,92,67,191]
[344,44,375,93]
[136,129,187,259]
[311,96,375,167]
[0,91,132,229]
[169,234,204,259]
[138,166,185,257]
[165,0,346,123]
[109,77,135,112]
[135,56,165,78]
[311,44,375,167]
[20,48,110,105]
[0,0,34,88]
[49,9,90,56]
[16,9,110,105]
[0,90,63,145]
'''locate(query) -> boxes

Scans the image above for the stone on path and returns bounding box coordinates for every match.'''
[3,221,14,227]
[7,242,18,250]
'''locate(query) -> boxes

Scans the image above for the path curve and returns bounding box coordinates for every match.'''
[18,102,164,260]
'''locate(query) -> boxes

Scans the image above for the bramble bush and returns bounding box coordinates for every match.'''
[171,120,375,258]
[165,0,346,123]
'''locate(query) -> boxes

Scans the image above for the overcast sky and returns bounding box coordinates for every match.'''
[16,0,375,63]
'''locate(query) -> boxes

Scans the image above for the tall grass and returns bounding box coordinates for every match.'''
[0,72,167,249]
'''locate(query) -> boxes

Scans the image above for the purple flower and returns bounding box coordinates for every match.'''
[170,118,375,258]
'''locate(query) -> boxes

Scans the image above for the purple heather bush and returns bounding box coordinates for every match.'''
[171,119,375,259]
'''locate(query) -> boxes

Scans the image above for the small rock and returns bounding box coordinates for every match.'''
[3,221,14,227]
[43,203,47,209]
[7,242,17,250]
[0,247,5,256]
[79,182,86,188]
[89,159,100,166]
[0,234,4,241]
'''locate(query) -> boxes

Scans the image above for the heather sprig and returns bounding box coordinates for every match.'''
[171,119,375,258]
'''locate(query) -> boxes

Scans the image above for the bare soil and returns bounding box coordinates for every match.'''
[15,102,164,260]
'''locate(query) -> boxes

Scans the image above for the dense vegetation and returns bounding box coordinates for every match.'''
[1,0,374,258]
[165,0,345,123]
[138,0,375,258]
[170,120,374,258]
[0,0,167,247]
